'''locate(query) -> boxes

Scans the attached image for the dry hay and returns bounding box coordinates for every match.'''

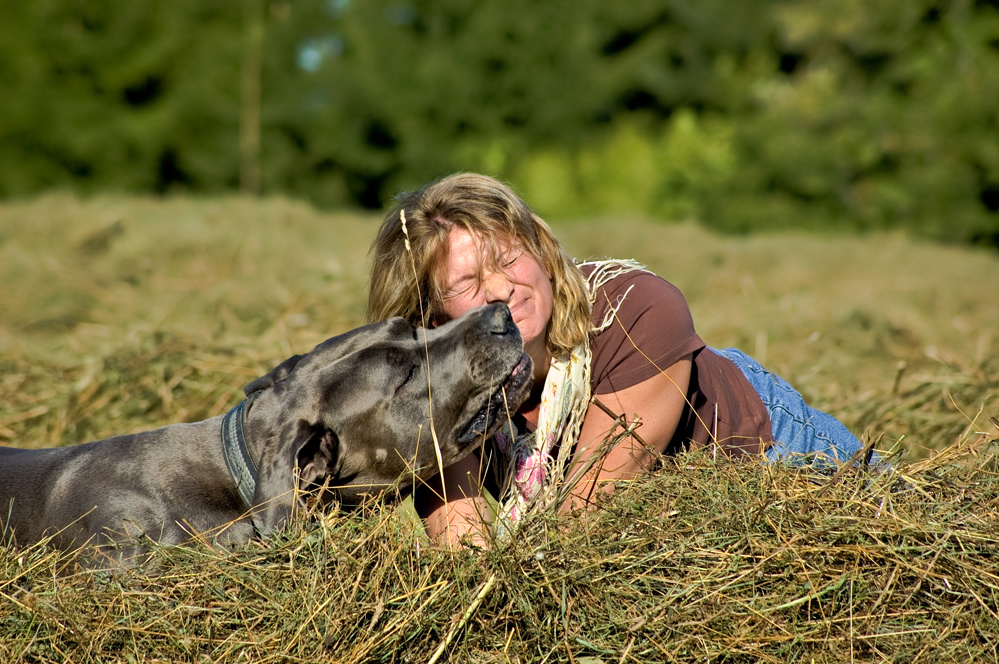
[2,195,998,662]
[2,422,997,663]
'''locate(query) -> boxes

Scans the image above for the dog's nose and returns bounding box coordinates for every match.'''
[485,303,517,336]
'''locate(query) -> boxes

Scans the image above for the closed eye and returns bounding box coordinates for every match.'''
[500,250,521,269]
[443,277,476,300]
[395,364,417,395]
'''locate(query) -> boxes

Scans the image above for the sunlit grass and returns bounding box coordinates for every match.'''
[1,194,997,662]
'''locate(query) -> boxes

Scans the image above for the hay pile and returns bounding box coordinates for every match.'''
[2,424,997,663]
[2,195,998,662]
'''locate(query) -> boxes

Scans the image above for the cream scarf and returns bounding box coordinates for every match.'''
[494,259,645,529]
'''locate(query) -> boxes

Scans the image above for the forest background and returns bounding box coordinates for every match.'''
[2,0,999,246]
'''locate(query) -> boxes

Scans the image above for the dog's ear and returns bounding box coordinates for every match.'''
[244,353,307,396]
[250,420,338,536]
[297,424,339,489]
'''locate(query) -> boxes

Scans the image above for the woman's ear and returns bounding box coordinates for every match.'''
[425,302,447,328]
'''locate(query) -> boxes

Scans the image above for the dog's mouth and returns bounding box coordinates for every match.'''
[456,352,533,445]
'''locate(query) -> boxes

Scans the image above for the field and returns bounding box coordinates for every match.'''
[1,195,998,662]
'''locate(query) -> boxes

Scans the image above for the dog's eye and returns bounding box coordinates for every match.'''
[394,364,417,394]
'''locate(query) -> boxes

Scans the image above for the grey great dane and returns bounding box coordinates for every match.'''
[0,303,531,564]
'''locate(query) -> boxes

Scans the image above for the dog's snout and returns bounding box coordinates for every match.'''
[485,303,516,336]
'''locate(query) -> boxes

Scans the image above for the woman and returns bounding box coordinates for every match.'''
[367,173,867,547]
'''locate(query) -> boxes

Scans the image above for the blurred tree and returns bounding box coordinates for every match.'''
[266,0,622,206]
[0,0,246,194]
[511,0,999,245]
[713,0,999,245]
[0,0,996,246]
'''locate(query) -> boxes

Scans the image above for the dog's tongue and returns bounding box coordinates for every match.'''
[505,352,531,385]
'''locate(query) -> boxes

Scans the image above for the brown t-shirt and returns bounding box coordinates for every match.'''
[586,266,773,457]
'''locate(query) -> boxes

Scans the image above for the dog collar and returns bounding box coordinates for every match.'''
[220,400,259,510]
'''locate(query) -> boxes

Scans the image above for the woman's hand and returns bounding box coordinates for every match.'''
[563,353,693,511]
[412,452,491,548]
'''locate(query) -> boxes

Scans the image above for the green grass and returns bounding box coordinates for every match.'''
[1,194,998,662]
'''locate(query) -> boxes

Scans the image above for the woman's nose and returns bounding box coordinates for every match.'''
[481,270,514,304]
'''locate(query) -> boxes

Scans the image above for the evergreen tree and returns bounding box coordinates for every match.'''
[0,0,995,245]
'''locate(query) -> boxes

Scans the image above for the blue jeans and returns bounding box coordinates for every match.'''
[710,347,868,465]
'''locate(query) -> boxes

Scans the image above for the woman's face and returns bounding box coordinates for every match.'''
[439,227,554,363]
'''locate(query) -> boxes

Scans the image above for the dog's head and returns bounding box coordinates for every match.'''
[242,303,532,533]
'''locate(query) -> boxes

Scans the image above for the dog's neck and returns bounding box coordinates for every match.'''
[220,399,259,510]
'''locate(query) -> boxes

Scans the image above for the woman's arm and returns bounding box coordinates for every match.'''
[415,354,691,542]
[563,353,692,511]
[413,452,491,548]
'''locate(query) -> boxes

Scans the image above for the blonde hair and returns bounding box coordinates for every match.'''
[367,173,591,356]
